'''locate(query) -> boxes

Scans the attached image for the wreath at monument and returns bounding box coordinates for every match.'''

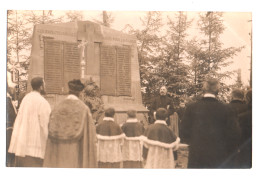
[80,78,105,124]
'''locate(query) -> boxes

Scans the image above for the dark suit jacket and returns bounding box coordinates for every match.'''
[150,95,174,124]
[229,100,248,116]
[237,104,252,168]
[181,97,241,168]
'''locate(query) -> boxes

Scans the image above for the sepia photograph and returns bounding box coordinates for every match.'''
[1,0,259,175]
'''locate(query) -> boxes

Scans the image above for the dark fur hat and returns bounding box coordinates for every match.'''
[68,79,85,92]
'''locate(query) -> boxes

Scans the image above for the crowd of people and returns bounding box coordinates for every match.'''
[6,76,252,169]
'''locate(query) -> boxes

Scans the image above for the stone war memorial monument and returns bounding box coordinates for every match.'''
[27,21,148,126]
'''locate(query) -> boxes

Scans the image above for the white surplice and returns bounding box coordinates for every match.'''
[8,91,51,159]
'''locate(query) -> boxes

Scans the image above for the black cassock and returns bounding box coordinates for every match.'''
[150,95,174,124]
[181,97,241,168]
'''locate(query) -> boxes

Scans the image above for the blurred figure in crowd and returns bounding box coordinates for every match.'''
[6,84,17,167]
[228,88,248,167]
[229,89,248,117]
[237,89,252,168]
[176,100,186,138]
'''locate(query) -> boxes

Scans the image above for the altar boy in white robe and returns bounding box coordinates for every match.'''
[143,108,180,168]
[121,110,145,168]
[96,107,125,168]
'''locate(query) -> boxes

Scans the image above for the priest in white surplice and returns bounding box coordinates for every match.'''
[8,77,51,167]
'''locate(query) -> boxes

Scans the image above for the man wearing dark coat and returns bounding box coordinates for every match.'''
[229,89,248,117]
[181,78,241,168]
[228,88,248,167]
[150,86,174,125]
[237,89,252,168]
[176,101,186,138]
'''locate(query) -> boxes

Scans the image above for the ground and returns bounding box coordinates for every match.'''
[175,145,189,169]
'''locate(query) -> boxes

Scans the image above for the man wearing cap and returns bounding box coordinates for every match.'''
[8,77,51,167]
[43,79,97,168]
[181,78,240,168]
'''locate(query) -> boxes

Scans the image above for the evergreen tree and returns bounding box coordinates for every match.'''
[7,10,32,95]
[7,10,65,96]
[127,11,163,107]
[158,12,192,105]
[188,12,243,99]
[25,10,64,25]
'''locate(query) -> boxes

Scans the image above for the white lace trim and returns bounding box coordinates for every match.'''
[204,93,216,98]
[97,133,125,140]
[103,117,114,121]
[143,137,180,149]
[126,118,138,123]
[145,146,175,168]
[122,139,143,161]
[154,120,167,125]
[97,136,124,162]
[66,94,79,100]
[125,135,146,141]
